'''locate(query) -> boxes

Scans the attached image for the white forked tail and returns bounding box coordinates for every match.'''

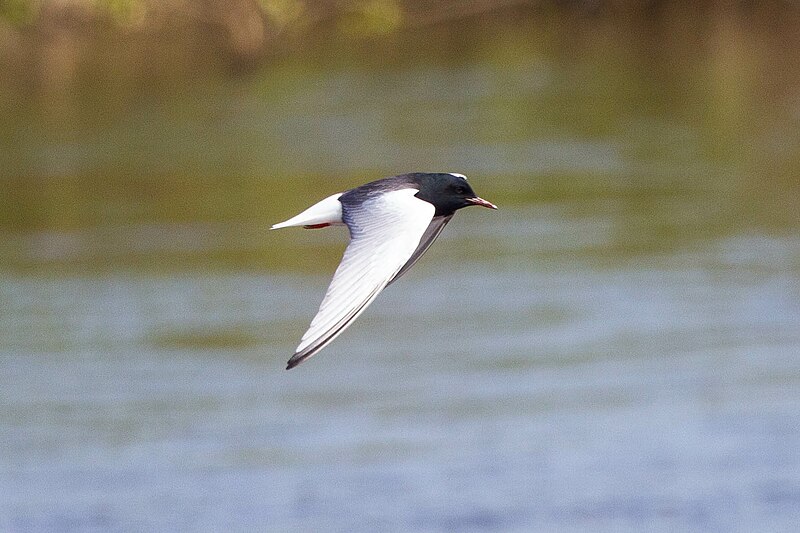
[271,193,344,229]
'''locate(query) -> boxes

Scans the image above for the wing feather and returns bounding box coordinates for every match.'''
[388,214,453,285]
[286,189,435,369]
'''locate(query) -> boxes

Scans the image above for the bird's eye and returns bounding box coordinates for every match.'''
[455,186,467,194]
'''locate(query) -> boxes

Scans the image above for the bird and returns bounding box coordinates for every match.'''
[272,172,497,369]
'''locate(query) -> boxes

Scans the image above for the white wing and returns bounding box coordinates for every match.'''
[388,214,453,285]
[286,188,435,368]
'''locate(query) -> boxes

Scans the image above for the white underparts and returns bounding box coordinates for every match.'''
[271,193,344,229]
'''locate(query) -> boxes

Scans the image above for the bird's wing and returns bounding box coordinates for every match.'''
[388,214,453,285]
[286,188,435,369]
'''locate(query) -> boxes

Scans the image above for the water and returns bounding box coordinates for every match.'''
[2,247,799,531]
[2,9,800,532]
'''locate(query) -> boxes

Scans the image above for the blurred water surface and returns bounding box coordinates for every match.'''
[2,8,800,532]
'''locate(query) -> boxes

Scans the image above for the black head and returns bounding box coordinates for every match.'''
[409,173,497,217]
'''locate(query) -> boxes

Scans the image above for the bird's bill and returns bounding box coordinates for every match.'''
[466,197,498,209]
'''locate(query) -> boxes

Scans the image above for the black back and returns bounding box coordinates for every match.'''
[340,172,478,217]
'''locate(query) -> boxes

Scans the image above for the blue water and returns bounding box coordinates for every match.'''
[2,222,798,531]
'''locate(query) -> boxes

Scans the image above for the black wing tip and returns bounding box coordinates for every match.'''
[286,351,312,370]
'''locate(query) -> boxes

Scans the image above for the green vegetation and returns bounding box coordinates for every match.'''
[1,1,799,272]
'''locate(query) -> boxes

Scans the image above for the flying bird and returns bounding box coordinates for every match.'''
[272,172,497,369]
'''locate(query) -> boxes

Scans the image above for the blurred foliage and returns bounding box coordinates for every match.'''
[0,0,799,272]
[257,0,307,30]
[0,0,38,26]
[1,0,799,95]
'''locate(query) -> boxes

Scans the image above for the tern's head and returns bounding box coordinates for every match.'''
[411,173,497,217]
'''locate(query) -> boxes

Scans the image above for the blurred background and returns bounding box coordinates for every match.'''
[1,0,799,531]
